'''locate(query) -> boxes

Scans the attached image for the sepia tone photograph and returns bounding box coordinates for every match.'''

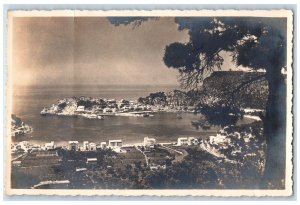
[5,10,293,196]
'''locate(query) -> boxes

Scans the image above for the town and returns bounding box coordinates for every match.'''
[40,91,198,119]
[11,121,265,189]
[12,136,199,165]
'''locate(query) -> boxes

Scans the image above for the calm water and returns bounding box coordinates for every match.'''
[12,85,219,145]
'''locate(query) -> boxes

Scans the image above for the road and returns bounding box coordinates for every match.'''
[135,146,149,167]
[159,144,188,163]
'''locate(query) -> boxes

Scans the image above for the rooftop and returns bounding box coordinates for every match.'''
[109,140,122,142]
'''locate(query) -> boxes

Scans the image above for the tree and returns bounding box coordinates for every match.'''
[163,17,287,188]
[108,16,288,188]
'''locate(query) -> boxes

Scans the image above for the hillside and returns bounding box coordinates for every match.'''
[138,71,268,110]
[11,114,32,137]
[202,71,268,109]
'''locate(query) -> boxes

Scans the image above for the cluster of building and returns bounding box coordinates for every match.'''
[176,137,199,146]
[41,94,200,120]
[64,139,125,153]
[199,127,263,162]
[41,97,155,117]
[11,141,41,153]
[12,134,202,157]
[75,98,153,115]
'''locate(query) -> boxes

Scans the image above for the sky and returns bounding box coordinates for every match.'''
[12,17,239,86]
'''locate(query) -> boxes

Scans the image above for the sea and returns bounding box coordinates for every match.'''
[11,84,222,146]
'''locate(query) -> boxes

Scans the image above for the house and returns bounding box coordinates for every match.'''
[103,108,112,113]
[44,141,55,150]
[109,140,123,148]
[76,168,87,172]
[28,144,40,151]
[118,99,129,108]
[209,134,228,145]
[143,137,156,147]
[107,99,116,104]
[149,164,166,170]
[187,137,198,146]
[83,141,89,151]
[89,142,97,151]
[14,141,30,152]
[20,141,29,148]
[100,142,107,149]
[12,161,21,167]
[68,141,79,151]
[86,158,97,164]
[76,106,85,113]
[177,137,188,146]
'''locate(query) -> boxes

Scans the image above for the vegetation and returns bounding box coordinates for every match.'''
[109,16,287,188]
[163,17,287,188]
[11,114,33,137]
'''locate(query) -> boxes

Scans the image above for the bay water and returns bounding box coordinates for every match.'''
[12,85,219,146]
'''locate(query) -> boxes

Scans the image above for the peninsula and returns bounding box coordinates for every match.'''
[40,90,198,119]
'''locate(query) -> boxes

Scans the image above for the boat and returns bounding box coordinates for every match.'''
[176,114,182,119]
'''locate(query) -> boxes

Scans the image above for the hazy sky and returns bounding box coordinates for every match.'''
[12,17,238,86]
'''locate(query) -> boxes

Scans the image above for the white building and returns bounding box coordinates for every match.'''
[187,137,198,146]
[15,141,30,152]
[109,140,123,148]
[89,142,97,151]
[143,137,156,147]
[103,108,112,113]
[209,133,228,145]
[76,106,85,112]
[83,141,89,151]
[68,141,79,151]
[28,144,40,151]
[100,142,107,149]
[45,141,55,150]
[177,137,188,146]
[107,99,116,104]
[86,158,97,164]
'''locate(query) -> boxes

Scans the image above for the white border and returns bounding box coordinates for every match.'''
[4,9,294,197]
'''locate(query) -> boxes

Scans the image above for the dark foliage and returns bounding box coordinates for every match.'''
[57,102,67,110]
[107,16,288,188]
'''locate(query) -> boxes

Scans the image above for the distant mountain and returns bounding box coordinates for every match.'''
[202,71,268,109]
[137,89,199,108]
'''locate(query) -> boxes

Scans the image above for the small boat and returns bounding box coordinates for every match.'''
[177,114,182,119]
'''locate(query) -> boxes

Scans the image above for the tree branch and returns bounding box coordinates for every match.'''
[180,48,224,90]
